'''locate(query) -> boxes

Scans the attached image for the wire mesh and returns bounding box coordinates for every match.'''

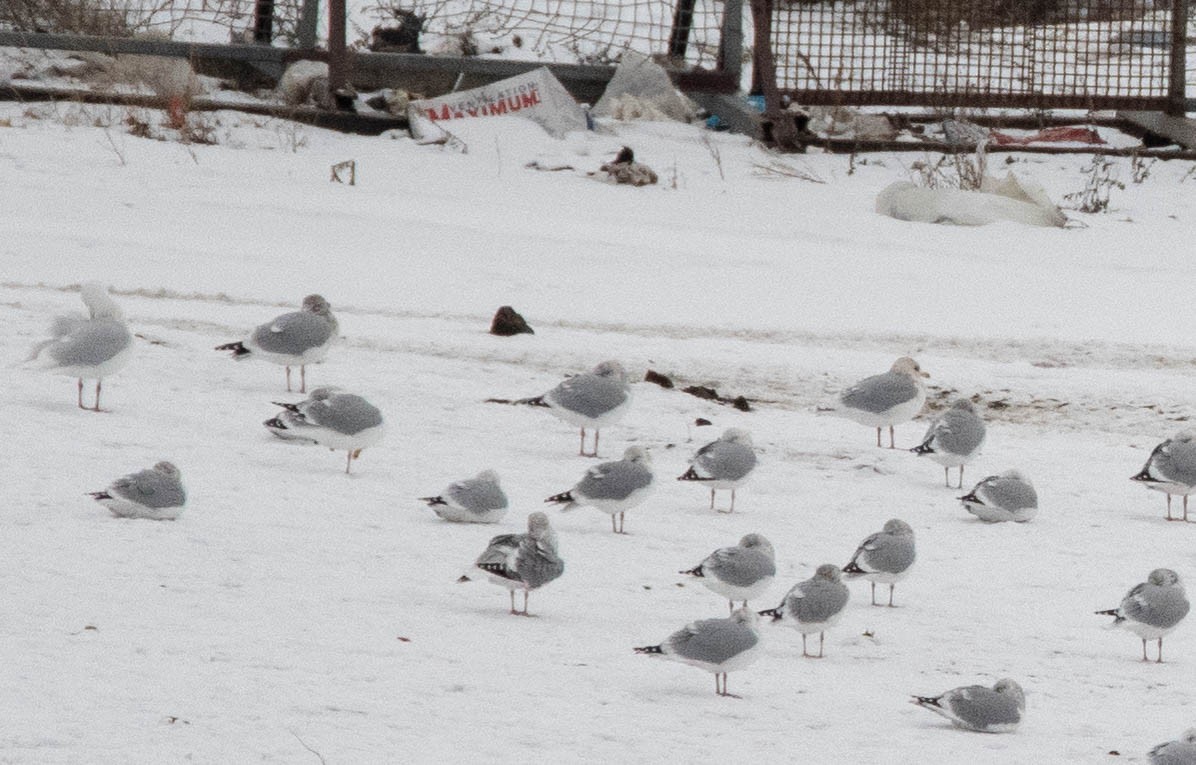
[360,0,728,66]
[771,0,1173,109]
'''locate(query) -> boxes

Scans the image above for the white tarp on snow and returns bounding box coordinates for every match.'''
[876,173,1066,228]
[407,67,587,139]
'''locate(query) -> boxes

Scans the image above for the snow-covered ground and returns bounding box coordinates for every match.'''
[3,102,1196,763]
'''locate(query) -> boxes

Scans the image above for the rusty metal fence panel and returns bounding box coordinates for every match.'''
[770,0,1175,109]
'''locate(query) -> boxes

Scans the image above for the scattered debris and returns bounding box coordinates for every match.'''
[596,146,658,186]
[644,370,674,388]
[408,67,587,139]
[489,305,534,336]
[876,172,1066,227]
[397,636,412,642]
[369,10,424,53]
[330,160,356,185]
[680,384,753,410]
[591,51,698,123]
[695,418,712,426]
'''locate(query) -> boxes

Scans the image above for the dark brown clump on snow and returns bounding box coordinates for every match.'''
[490,306,534,336]
[644,370,674,388]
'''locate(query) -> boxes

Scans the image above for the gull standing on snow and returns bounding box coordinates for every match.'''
[760,564,850,658]
[634,607,762,698]
[911,679,1025,733]
[544,446,654,533]
[1150,729,1196,765]
[420,470,509,524]
[88,461,186,520]
[843,518,916,607]
[1132,431,1196,522]
[912,398,987,488]
[264,387,384,473]
[458,511,564,616]
[27,282,133,411]
[960,470,1038,523]
[1096,568,1190,663]
[680,533,776,612]
[216,294,338,393]
[676,428,758,513]
[506,360,631,457]
[835,357,930,448]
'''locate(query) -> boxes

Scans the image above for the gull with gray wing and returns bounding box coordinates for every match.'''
[960,470,1038,523]
[88,461,186,521]
[458,511,564,616]
[505,360,631,457]
[216,294,338,392]
[1150,729,1196,765]
[912,398,987,488]
[761,564,850,658]
[836,357,929,448]
[1096,568,1190,662]
[545,446,654,533]
[681,533,776,611]
[843,519,916,606]
[1132,431,1196,522]
[677,428,757,513]
[420,470,509,524]
[264,387,384,473]
[911,679,1025,733]
[27,282,133,411]
[634,607,762,697]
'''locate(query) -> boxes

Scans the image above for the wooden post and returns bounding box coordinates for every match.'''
[749,0,799,148]
[252,0,275,43]
[1168,0,1187,115]
[718,0,744,87]
[668,0,697,61]
[297,0,320,49]
[327,0,348,97]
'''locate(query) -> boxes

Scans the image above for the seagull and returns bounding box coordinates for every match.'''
[509,360,631,457]
[676,428,758,513]
[216,294,338,393]
[959,470,1038,523]
[911,679,1025,733]
[1149,728,1196,765]
[760,564,850,658]
[680,533,776,612]
[1132,431,1196,522]
[634,607,762,698]
[843,518,916,606]
[420,470,509,523]
[911,398,987,488]
[27,282,133,411]
[263,387,385,473]
[457,511,564,616]
[544,446,654,533]
[835,357,929,448]
[88,461,186,520]
[1096,568,1190,662]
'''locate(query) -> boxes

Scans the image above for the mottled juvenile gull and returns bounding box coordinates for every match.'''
[912,398,987,488]
[760,564,850,658]
[458,511,564,616]
[28,282,133,411]
[960,470,1038,523]
[216,294,338,393]
[508,360,631,457]
[88,461,186,521]
[634,607,762,697]
[420,470,509,524]
[681,533,776,612]
[1096,568,1190,663]
[1149,728,1196,765]
[676,428,757,513]
[835,357,929,448]
[545,446,654,533]
[911,679,1025,733]
[1132,431,1196,522]
[843,518,916,606]
[264,387,384,473]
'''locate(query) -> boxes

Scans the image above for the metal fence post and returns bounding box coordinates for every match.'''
[328,0,348,95]
[668,0,697,60]
[719,0,744,87]
[253,0,275,43]
[298,0,320,49]
[1169,0,1188,115]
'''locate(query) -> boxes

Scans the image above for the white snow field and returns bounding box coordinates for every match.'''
[3,103,1196,763]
